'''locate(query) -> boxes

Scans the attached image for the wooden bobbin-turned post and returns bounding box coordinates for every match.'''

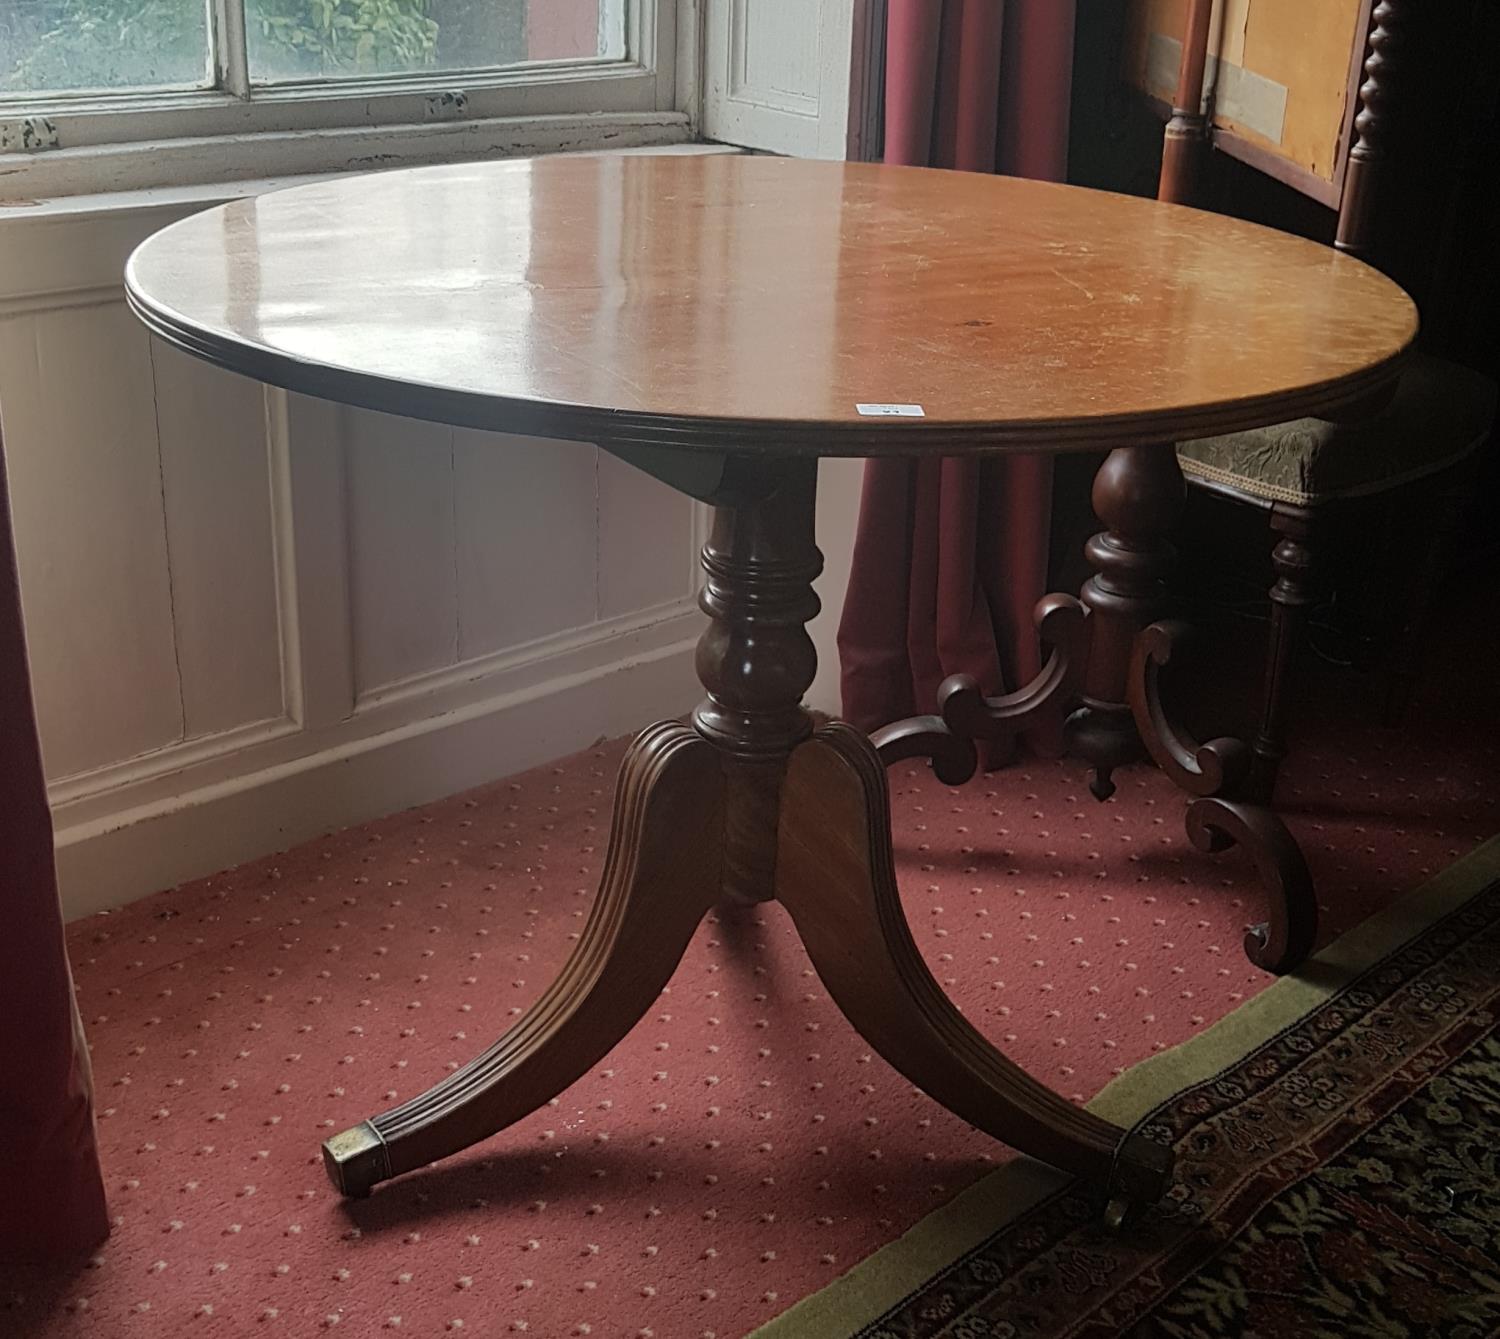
[1157,0,1216,207]
[1335,0,1404,260]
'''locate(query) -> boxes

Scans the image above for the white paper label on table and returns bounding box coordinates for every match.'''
[855,403,926,417]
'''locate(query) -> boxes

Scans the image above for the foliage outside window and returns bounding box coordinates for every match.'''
[4,0,210,93]
[1,0,605,97]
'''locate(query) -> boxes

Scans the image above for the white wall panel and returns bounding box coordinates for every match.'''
[345,407,459,697]
[598,446,697,618]
[702,0,878,159]
[152,343,285,737]
[0,153,733,917]
[454,431,598,658]
[277,390,355,729]
[0,303,183,777]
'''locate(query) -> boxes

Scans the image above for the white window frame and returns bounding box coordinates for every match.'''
[0,0,693,199]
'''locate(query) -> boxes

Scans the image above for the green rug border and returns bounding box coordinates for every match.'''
[751,833,1500,1339]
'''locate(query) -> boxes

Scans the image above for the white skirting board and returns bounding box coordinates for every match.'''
[53,614,700,920]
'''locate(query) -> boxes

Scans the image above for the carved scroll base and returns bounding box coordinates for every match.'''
[1185,797,1317,974]
[872,594,1088,787]
[875,445,1318,976]
[1133,624,1319,974]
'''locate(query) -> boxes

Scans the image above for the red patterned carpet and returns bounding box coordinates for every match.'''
[4,591,1497,1338]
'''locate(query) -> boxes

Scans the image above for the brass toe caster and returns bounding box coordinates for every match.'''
[1103,1131,1173,1231]
[322,1121,391,1198]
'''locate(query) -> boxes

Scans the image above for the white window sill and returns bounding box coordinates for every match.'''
[0,107,704,209]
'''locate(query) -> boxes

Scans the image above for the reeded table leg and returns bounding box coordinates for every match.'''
[780,722,1171,1211]
[322,722,724,1196]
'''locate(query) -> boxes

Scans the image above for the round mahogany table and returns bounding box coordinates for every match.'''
[126,154,1416,1221]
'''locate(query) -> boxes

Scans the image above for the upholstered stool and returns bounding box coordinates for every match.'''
[1179,354,1495,509]
[1177,352,1496,799]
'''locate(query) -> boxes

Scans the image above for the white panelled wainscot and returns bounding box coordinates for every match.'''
[0,178,716,919]
[0,0,885,920]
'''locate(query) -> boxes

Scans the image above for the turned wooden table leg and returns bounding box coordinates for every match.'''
[1248,510,1318,804]
[1067,443,1185,800]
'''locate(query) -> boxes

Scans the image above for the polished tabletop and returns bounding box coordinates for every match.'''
[125,154,1417,455]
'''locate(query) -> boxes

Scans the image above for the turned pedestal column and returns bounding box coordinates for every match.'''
[1067,443,1187,800]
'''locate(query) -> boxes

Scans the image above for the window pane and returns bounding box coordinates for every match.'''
[0,0,212,95]
[246,0,625,85]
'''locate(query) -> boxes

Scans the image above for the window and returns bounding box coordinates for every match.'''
[3,0,624,96]
[4,0,213,95]
[0,0,683,197]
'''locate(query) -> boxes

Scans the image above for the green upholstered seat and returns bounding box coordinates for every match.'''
[1177,353,1497,508]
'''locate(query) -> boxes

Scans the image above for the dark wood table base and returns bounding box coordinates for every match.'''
[874,441,1318,976]
[322,454,1175,1222]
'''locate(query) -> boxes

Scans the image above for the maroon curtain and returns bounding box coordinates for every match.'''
[0,428,110,1262]
[838,0,1078,755]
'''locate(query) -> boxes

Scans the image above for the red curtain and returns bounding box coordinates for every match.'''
[0,429,110,1262]
[837,0,1078,753]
